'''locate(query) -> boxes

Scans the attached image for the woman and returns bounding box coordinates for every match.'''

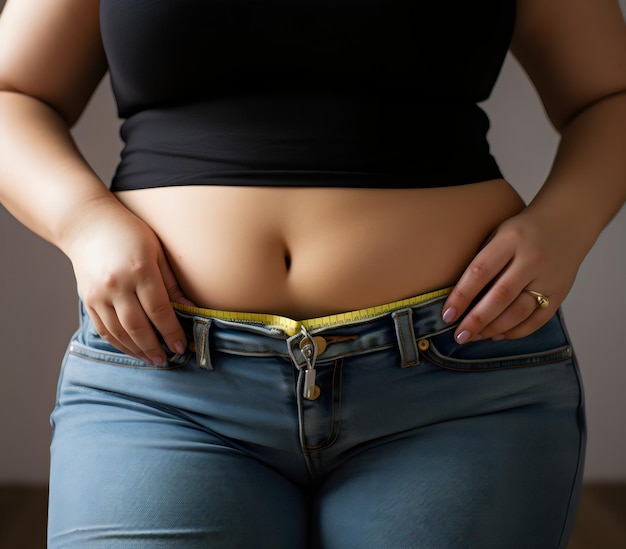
[1,0,625,547]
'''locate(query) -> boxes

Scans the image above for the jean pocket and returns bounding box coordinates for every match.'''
[68,340,189,369]
[69,315,189,370]
[418,314,573,372]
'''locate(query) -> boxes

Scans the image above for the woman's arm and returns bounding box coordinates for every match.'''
[442,0,626,341]
[0,0,190,363]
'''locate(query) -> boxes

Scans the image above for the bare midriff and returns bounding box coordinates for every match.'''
[115,179,525,319]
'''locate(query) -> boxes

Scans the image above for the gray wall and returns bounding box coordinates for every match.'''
[1,2,625,484]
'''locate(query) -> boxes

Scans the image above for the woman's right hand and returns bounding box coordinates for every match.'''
[62,198,192,365]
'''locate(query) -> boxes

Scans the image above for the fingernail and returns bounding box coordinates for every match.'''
[151,356,164,367]
[456,330,472,344]
[492,334,506,342]
[173,341,186,355]
[473,334,483,342]
[442,307,457,324]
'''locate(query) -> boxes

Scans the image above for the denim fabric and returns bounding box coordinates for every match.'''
[48,294,585,548]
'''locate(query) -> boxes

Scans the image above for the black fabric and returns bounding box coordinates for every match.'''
[100,0,516,190]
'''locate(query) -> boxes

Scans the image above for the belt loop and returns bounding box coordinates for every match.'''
[392,308,419,368]
[193,317,214,370]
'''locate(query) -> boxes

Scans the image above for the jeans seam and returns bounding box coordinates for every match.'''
[424,344,573,372]
[303,359,344,453]
[212,346,290,359]
[68,347,185,370]
[555,312,587,548]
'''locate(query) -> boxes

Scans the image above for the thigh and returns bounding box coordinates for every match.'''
[315,405,582,549]
[48,344,308,548]
[314,314,585,549]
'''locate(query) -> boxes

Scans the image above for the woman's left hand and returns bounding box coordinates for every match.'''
[441,207,587,343]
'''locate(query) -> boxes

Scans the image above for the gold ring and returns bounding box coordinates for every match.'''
[526,290,550,309]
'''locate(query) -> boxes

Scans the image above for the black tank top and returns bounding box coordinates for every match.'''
[101,0,516,190]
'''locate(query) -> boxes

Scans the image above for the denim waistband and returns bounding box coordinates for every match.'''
[173,289,455,371]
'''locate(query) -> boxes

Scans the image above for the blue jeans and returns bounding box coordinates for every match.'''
[48,293,585,548]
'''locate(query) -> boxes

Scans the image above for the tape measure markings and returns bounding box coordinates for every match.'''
[172,287,451,337]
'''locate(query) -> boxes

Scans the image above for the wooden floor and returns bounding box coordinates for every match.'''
[567,483,626,549]
[1,483,624,548]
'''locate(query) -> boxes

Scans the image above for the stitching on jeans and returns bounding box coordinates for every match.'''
[396,311,408,362]
[211,343,395,360]
[304,358,344,452]
[424,343,573,372]
[193,318,211,368]
[200,321,209,366]
[212,346,290,358]
[395,310,419,367]
[68,349,184,370]
[555,349,586,548]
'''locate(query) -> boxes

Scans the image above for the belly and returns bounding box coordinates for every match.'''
[114,180,525,318]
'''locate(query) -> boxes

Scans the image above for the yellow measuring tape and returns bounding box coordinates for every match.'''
[172,287,451,337]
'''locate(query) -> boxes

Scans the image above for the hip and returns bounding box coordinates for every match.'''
[57,289,585,467]
[63,288,583,406]
[50,292,586,547]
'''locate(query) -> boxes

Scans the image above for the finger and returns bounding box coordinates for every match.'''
[495,290,558,340]
[86,304,153,362]
[136,259,188,356]
[452,269,532,344]
[159,253,195,307]
[114,294,170,364]
[442,240,515,325]
[498,306,555,340]
[475,292,538,340]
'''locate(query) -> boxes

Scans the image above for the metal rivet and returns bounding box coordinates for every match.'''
[417,339,430,351]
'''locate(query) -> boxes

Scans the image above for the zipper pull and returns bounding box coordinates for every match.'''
[303,367,318,400]
[299,329,320,401]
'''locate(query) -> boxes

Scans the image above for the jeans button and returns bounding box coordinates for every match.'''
[299,336,327,355]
